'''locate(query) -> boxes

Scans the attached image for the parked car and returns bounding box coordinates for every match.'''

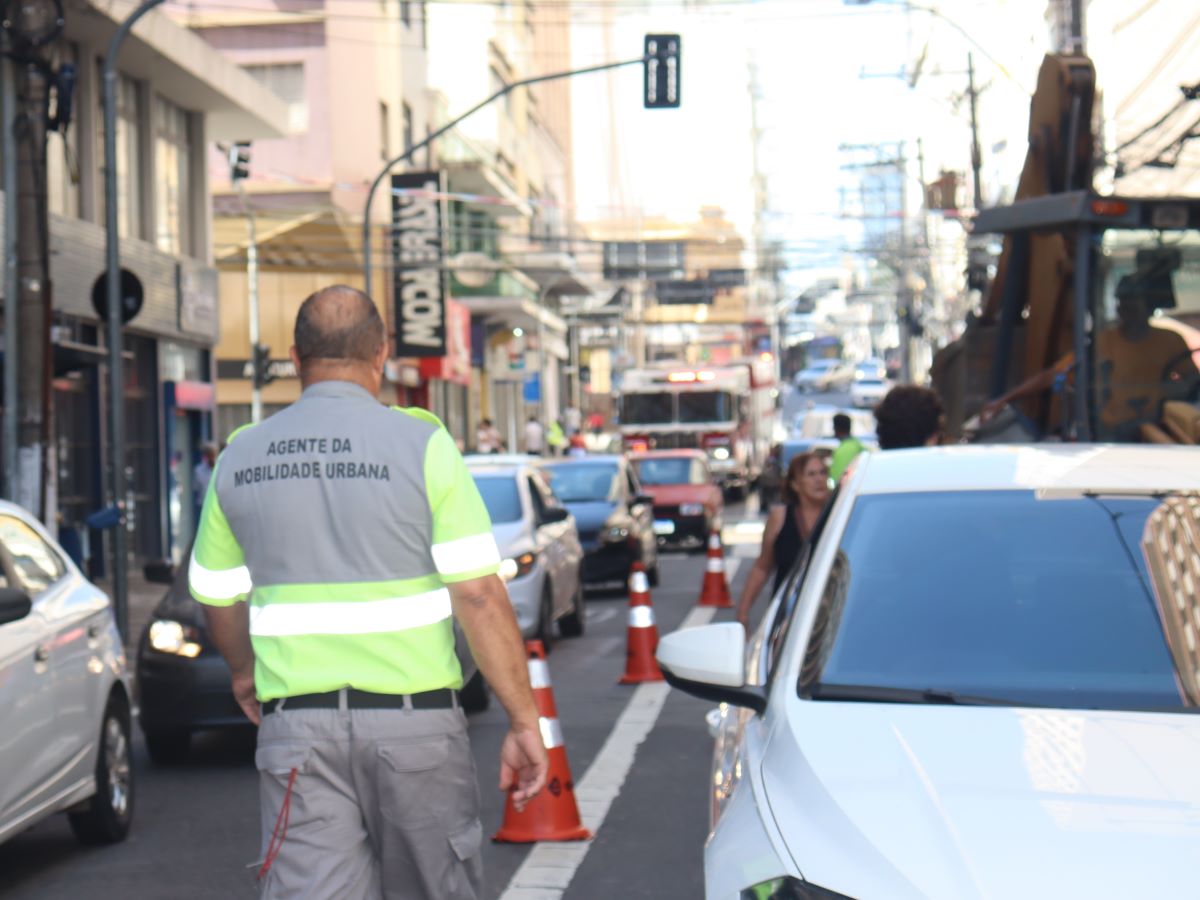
[467,458,586,647]
[792,359,842,393]
[659,445,1200,900]
[814,359,856,392]
[0,502,134,847]
[539,455,660,588]
[850,359,891,407]
[137,538,496,764]
[628,449,723,552]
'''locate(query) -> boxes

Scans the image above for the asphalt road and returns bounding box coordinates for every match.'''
[0,516,761,900]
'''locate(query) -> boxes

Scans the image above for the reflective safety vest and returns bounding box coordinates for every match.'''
[189,380,500,701]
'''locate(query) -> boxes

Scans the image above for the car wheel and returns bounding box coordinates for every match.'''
[559,577,586,638]
[69,694,134,845]
[460,671,490,714]
[536,586,555,653]
[143,728,192,766]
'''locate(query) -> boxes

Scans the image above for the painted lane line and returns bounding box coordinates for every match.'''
[499,603,720,900]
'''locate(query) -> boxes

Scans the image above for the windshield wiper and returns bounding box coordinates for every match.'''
[809,682,1040,708]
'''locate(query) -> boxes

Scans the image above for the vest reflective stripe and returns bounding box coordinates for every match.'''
[432,532,501,576]
[249,588,452,637]
[189,558,253,600]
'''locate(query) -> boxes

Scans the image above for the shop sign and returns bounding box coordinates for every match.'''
[417,299,471,386]
[217,358,298,381]
[391,171,447,357]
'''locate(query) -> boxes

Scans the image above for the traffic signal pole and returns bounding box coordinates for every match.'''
[361,52,662,291]
[237,181,262,423]
[103,0,166,641]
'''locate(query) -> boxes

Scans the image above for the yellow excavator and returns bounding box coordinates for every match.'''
[932,53,1200,445]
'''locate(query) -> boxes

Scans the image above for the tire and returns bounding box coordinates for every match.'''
[143,728,191,766]
[69,694,134,845]
[558,578,586,638]
[536,587,555,654]
[460,671,490,714]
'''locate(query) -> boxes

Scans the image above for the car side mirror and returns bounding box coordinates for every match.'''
[143,559,176,585]
[0,586,33,626]
[540,507,570,525]
[656,623,766,713]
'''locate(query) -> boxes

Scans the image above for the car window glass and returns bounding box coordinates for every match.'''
[0,516,64,594]
[542,463,619,503]
[471,475,523,524]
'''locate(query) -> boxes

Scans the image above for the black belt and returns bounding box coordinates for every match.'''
[262,687,457,715]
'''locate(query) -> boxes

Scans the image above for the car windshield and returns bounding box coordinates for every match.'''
[802,490,1200,711]
[472,476,523,524]
[620,393,673,425]
[634,457,692,485]
[678,391,734,423]
[542,463,618,503]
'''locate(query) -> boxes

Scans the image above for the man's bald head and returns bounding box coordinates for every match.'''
[294,285,386,367]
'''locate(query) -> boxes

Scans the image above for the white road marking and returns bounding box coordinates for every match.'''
[499,602,722,900]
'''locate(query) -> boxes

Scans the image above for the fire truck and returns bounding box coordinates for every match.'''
[617,358,778,496]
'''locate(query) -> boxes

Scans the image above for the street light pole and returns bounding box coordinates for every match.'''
[361,55,651,292]
[104,0,166,641]
[238,183,262,423]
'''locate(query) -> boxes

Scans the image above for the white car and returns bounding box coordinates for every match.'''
[793,360,842,393]
[795,405,876,441]
[467,459,585,648]
[849,376,891,408]
[659,445,1200,899]
[0,502,134,847]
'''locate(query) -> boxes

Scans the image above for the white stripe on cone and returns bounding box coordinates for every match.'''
[706,558,725,573]
[628,605,656,628]
[708,532,721,551]
[528,659,551,690]
[629,570,649,594]
[539,716,565,750]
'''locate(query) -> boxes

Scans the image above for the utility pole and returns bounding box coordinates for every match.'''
[2,38,19,503]
[10,0,60,523]
[227,141,265,423]
[897,147,912,384]
[967,53,983,211]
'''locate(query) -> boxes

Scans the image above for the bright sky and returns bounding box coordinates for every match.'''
[570,0,1051,287]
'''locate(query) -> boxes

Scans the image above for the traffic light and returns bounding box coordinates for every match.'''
[228,141,251,183]
[252,343,275,389]
[643,34,680,109]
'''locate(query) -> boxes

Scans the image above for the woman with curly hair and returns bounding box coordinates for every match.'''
[735,451,830,629]
[874,385,944,450]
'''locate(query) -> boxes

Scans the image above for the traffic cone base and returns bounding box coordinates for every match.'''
[619,564,664,684]
[698,529,733,608]
[492,640,591,843]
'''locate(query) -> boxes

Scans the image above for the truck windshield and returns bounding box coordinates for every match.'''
[678,391,734,423]
[621,393,673,425]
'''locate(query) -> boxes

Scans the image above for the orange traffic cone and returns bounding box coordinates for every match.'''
[493,640,590,843]
[697,529,733,608]
[618,563,664,684]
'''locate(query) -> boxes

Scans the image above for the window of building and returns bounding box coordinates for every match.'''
[154,96,192,256]
[244,62,308,132]
[400,0,410,26]
[47,42,79,219]
[96,70,144,239]
[402,102,414,156]
[379,100,390,160]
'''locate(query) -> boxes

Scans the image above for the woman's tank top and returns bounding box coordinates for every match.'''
[772,503,807,595]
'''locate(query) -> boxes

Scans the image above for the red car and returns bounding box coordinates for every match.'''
[628,450,723,552]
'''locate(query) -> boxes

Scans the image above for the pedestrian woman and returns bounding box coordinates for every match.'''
[735,451,831,629]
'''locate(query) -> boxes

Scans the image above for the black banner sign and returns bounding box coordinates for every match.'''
[707,268,746,288]
[655,278,714,305]
[217,359,297,380]
[391,171,447,357]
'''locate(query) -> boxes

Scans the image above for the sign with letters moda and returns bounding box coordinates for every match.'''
[390,171,448,357]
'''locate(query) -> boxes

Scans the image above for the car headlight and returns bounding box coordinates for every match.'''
[499,551,537,582]
[711,447,730,460]
[147,619,203,658]
[601,525,629,544]
[679,503,704,516]
[741,877,856,900]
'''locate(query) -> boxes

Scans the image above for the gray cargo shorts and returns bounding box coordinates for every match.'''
[254,701,482,900]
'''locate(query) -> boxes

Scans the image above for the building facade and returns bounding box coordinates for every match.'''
[0,0,287,575]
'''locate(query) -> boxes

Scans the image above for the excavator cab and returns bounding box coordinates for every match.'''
[933,54,1200,446]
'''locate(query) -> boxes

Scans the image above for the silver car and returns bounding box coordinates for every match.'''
[467,459,586,648]
[0,501,134,847]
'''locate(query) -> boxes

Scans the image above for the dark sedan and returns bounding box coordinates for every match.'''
[539,456,660,588]
[136,547,488,763]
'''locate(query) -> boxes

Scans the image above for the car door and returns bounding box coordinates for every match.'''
[540,473,582,606]
[0,514,97,789]
[0,534,58,833]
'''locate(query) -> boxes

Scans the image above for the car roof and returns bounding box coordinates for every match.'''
[540,455,622,465]
[628,449,706,460]
[468,464,524,477]
[464,453,537,467]
[856,445,1200,495]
